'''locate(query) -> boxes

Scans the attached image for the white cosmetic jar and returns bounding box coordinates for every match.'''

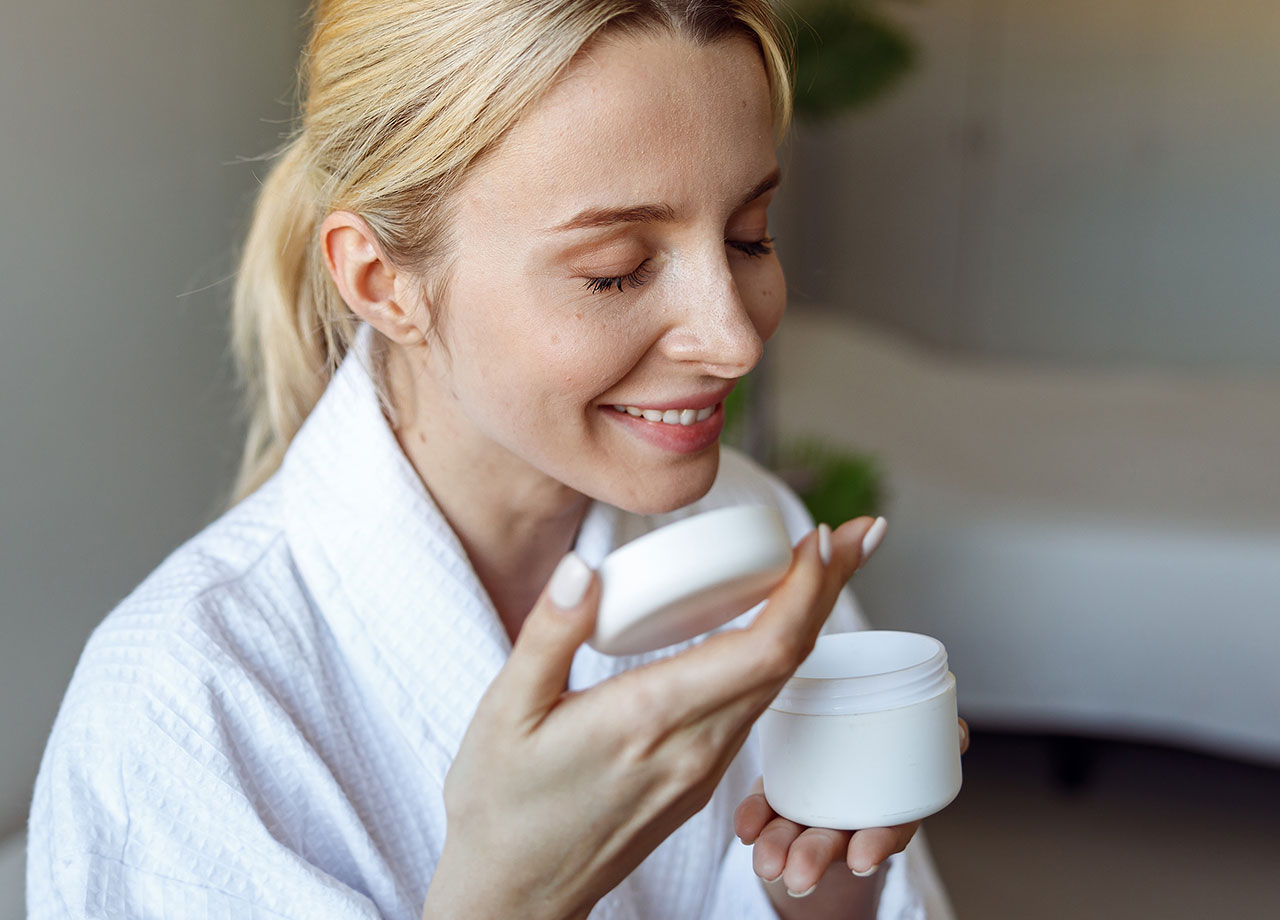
[760,631,962,830]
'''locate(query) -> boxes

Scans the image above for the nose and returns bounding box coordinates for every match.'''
[662,255,766,377]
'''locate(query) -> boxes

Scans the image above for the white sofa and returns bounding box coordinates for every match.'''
[772,310,1280,765]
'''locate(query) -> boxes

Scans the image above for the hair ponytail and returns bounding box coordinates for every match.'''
[230,137,355,502]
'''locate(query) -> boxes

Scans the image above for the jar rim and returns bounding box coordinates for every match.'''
[769,631,952,715]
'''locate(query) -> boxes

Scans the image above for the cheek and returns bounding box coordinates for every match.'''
[554,318,653,399]
[485,305,651,413]
[445,260,657,415]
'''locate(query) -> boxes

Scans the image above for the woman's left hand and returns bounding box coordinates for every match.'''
[734,718,970,898]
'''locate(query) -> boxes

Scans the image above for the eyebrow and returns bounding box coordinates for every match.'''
[545,167,782,234]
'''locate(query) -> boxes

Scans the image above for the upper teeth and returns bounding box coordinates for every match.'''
[612,404,715,426]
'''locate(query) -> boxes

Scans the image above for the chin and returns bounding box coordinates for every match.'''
[596,445,722,516]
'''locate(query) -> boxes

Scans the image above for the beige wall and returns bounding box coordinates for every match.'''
[0,2,306,834]
[782,0,1280,370]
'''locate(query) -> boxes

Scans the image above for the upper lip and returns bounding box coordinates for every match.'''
[603,381,737,412]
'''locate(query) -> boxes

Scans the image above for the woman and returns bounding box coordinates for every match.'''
[29,2,959,917]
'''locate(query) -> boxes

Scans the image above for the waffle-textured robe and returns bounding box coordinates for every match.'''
[28,327,953,919]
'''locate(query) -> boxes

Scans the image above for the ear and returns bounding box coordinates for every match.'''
[320,211,429,346]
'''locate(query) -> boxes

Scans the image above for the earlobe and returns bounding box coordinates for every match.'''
[320,211,430,345]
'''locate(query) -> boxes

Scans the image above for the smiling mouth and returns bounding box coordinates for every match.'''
[609,404,718,426]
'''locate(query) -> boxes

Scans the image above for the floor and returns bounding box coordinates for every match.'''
[923,731,1280,919]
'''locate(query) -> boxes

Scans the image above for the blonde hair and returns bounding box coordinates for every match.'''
[230,0,795,502]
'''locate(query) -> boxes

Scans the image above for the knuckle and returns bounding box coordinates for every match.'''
[621,720,664,763]
[754,630,807,681]
[441,767,483,822]
[621,685,668,737]
[669,740,719,789]
[757,817,799,851]
[614,700,671,765]
[470,686,517,736]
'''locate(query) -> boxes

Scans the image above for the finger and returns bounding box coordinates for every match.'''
[733,778,771,844]
[782,827,853,896]
[959,717,970,755]
[751,516,878,635]
[744,515,884,664]
[627,521,873,723]
[487,552,600,725]
[752,814,805,883]
[846,820,922,876]
[586,517,884,737]
[854,515,889,571]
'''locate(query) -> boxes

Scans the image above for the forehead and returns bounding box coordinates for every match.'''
[459,31,777,228]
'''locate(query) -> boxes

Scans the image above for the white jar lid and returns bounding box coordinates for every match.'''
[589,505,793,656]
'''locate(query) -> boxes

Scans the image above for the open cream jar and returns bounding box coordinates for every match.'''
[760,631,962,830]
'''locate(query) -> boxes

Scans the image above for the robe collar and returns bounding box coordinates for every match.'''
[280,325,628,768]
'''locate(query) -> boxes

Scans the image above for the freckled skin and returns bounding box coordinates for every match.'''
[389,32,785,520]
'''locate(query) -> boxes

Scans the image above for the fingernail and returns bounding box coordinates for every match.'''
[786,884,818,898]
[761,869,783,884]
[818,523,832,566]
[548,552,591,609]
[852,863,880,878]
[860,517,888,564]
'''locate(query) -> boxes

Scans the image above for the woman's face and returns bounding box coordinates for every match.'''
[412,30,784,515]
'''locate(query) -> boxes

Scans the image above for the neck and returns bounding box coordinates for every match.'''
[384,342,591,643]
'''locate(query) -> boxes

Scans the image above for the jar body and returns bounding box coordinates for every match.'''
[760,632,962,829]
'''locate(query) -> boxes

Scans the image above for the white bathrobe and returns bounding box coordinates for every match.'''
[28,327,952,919]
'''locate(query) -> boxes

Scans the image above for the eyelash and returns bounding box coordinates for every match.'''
[583,262,653,295]
[582,237,775,295]
[729,237,775,258]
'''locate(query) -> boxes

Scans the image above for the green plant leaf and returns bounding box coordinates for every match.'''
[789,0,917,120]
[721,370,752,449]
[777,437,886,524]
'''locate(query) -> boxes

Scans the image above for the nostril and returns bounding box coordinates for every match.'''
[661,272,769,372]
[712,327,764,376]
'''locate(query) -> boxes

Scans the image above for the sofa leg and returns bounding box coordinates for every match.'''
[1049,735,1100,792]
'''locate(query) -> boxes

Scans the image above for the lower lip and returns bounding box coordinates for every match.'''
[602,405,726,454]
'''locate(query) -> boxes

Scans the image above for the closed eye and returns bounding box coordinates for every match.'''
[728,237,774,258]
[583,260,653,295]
[582,237,773,295]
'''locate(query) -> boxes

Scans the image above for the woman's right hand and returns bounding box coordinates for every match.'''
[420,516,882,920]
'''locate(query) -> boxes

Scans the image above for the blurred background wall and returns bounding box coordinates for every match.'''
[769,0,1280,764]
[0,1,306,838]
[770,5,1280,912]
[783,0,1280,371]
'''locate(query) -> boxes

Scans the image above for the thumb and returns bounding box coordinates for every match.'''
[498,551,600,724]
